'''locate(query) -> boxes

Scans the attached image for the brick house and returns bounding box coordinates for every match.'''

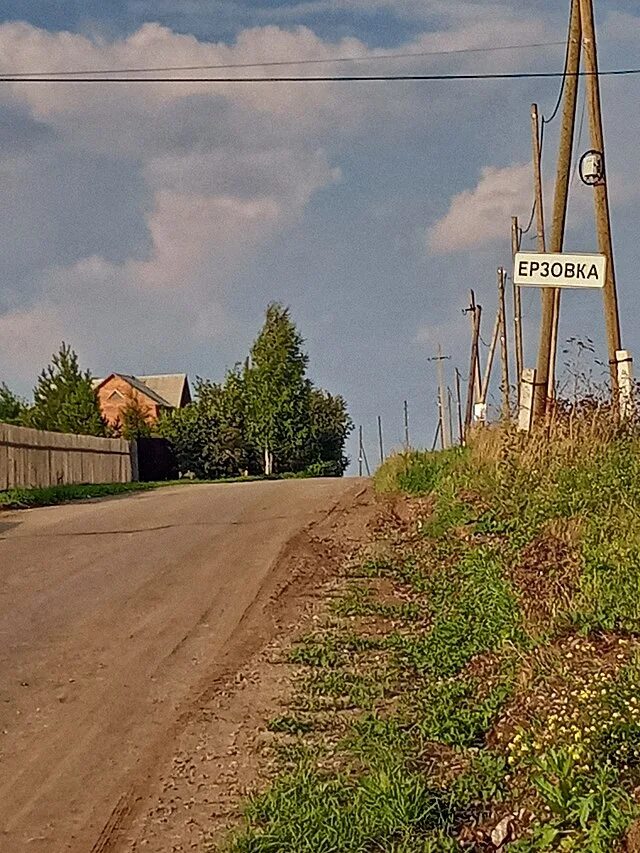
[93,374,191,428]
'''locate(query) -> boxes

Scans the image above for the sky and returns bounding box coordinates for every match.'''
[0,0,639,470]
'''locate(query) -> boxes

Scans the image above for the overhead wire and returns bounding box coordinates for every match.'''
[0,39,569,78]
[518,6,574,245]
[0,68,639,83]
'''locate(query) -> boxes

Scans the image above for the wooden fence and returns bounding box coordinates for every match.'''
[0,423,134,490]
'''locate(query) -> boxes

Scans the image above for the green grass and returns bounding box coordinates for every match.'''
[0,481,159,509]
[221,423,640,852]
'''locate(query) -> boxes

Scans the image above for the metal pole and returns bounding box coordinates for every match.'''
[580,0,623,392]
[447,388,455,448]
[358,425,363,477]
[377,415,384,465]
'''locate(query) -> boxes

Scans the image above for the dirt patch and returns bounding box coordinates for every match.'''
[113,484,375,853]
[511,532,581,631]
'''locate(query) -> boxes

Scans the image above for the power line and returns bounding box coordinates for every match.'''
[1,68,640,83]
[0,40,568,78]
[541,2,574,127]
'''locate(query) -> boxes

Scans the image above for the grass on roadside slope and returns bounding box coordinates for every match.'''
[0,481,159,509]
[221,413,640,852]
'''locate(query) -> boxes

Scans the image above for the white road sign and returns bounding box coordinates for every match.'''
[514,252,606,289]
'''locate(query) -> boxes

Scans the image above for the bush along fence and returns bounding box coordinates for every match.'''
[0,422,134,490]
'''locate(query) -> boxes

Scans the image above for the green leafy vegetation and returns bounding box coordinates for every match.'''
[27,342,108,436]
[0,382,28,425]
[0,481,157,509]
[221,412,640,852]
[159,304,353,479]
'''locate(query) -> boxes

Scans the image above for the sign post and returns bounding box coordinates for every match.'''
[514,252,606,290]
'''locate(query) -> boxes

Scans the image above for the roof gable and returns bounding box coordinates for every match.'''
[93,373,191,409]
[138,374,191,408]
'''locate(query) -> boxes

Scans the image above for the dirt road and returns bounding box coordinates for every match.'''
[0,478,362,852]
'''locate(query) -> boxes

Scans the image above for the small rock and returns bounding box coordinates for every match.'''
[491,815,514,848]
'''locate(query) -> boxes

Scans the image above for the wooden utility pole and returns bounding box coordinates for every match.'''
[447,388,455,448]
[464,300,482,435]
[469,290,482,401]
[580,0,623,390]
[377,415,384,465]
[431,420,442,453]
[535,0,583,415]
[548,0,583,401]
[511,216,524,401]
[358,425,363,476]
[498,267,511,419]
[403,401,410,450]
[455,369,464,446]
[480,311,500,406]
[531,101,550,419]
[437,387,446,450]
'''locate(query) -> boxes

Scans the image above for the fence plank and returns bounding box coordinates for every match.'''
[0,423,134,490]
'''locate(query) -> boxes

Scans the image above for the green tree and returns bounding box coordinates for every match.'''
[115,389,153,441]
[245,303,311,475]
[158,370,259,479]
[0,382,28,425]
[160,305,353,479]
[29,342,107,436]
[303,388,353,476]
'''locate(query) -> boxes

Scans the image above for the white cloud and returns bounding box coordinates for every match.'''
[427,162,532,254]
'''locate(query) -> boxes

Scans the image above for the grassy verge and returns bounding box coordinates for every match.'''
[221,415,640,852]
[0,481,161,509]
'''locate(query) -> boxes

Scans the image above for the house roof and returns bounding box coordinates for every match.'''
[93,373,191,408]
[138,374,191,408]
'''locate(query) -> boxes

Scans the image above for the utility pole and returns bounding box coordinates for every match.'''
[403,401,410,450]
[480,311,500,408]
[358,426,370,476]
[377,415,384,465]
[464,297,482,436]
[535,0,583,416]
[531,101,550,419]
[429,345,452,450]
[431,420,442,453]
[580,0,623,391]
[498,267,511,419]
[548,0,583,402]
[511,216,524,401]
[447,388,455,448]
[468,290,482,401]
[455,369,464,446]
